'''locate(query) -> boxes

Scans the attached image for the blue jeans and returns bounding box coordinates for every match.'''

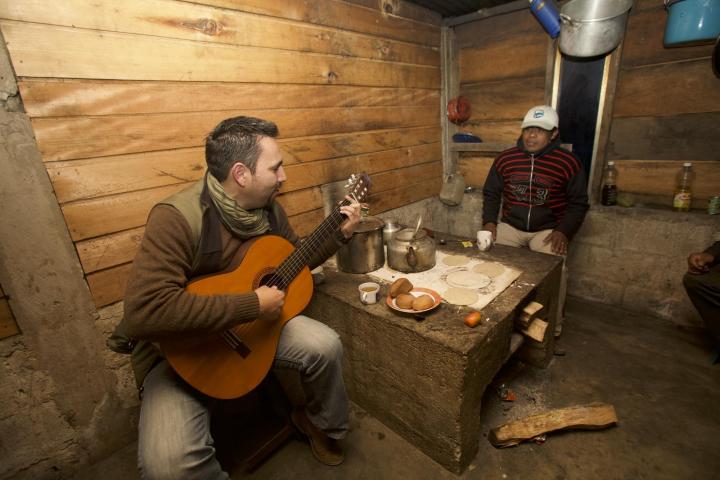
[137,315,349,480]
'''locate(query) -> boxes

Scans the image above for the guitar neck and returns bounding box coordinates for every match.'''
[273,200,350,287]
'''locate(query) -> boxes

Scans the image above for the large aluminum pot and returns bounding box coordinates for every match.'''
[336,216,385,274]
[387,227,436,273]
[559,0,633,58]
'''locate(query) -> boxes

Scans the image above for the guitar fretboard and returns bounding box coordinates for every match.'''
[267,199,351,289]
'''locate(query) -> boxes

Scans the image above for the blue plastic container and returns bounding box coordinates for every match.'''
[529,0,561,38]
[664,0,720,46]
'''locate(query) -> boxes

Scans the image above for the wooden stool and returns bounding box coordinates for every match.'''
[212,373,296,473]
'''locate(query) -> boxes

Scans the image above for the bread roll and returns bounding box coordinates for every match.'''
[395,293,415,309]
[389,278,413,298]
[412,295,434,311]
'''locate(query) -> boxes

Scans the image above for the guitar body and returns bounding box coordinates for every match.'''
[160,235,313,399]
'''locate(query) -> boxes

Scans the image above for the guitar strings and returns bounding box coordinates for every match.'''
[220,180,366,350]
[265,182,366,290]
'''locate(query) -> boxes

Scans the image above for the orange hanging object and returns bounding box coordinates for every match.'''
[447,96,471,125]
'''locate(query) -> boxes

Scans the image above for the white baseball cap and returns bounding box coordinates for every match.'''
[521,105,559,131]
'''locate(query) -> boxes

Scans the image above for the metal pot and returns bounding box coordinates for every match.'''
[559,0,633,58]
[336,216,385,274]
[387,227,436,273]
[664,0,720,47]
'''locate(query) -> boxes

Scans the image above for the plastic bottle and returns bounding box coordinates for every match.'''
[528,0,561,38]
[600,161,618,206]
[673,162,694,212]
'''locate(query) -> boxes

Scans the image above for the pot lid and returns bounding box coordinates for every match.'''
[394,227,428,242]
[354,216,385,233]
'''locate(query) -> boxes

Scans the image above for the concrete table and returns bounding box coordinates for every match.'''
[305,241,562,473]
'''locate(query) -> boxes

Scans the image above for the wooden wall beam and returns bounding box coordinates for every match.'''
[33,105,439,162]
[2,21,439,87]
[18,81,439,118]
[608,112,720,161]
[614,60,720,118]
[0,0,439,66]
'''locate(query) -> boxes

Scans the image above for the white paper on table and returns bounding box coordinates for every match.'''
[366,251,522,311]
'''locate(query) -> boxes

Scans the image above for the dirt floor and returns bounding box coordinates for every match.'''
[73,297,720,480]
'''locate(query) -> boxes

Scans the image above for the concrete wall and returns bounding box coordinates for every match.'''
[381,191,717,328]
[0,41,138,480]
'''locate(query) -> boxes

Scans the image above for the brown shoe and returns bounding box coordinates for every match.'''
[290,407,344,466]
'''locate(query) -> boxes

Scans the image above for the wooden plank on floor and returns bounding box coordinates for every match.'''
[489,403,618,448]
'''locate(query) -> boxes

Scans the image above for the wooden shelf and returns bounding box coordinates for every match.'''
[450,142,512,153]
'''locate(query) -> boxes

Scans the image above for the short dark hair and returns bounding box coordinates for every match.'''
[205,116,279,181]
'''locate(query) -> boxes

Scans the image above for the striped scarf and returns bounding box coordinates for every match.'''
[206,173,270,239]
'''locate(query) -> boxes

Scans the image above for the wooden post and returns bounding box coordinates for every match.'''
[588,40,625,204]
[440,25,459,178]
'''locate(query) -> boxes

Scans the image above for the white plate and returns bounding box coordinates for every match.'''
[386,288,442,314]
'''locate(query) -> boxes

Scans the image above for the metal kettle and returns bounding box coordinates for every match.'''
[387,226,436,273]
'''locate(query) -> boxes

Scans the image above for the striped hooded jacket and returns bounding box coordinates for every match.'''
[482,137,589,239]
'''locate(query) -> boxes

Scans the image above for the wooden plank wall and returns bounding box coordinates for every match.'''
[0,284,20,339]
[608,0,720,207]
[0,0,442,308]
[454,9,548,187]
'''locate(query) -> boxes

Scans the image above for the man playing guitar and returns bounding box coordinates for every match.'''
[117,116,362,477]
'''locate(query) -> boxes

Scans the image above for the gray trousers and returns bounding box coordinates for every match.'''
[137,315,349,480]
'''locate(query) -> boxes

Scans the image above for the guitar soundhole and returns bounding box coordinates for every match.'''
[255,267,286,290]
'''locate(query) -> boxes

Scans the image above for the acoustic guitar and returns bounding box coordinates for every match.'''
[160,173,371,399]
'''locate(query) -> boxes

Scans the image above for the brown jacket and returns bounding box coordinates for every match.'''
[121,182,344,386]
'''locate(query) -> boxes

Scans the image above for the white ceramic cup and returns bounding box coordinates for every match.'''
[477,230,494,252]
[358,282,380,305]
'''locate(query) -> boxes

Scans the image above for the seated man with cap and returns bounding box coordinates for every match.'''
[478,105,589,336]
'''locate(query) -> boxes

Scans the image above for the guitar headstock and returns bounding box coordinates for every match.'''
[344,173,371,204]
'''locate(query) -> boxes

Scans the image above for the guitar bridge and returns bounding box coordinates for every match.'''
[221,330,251,358]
